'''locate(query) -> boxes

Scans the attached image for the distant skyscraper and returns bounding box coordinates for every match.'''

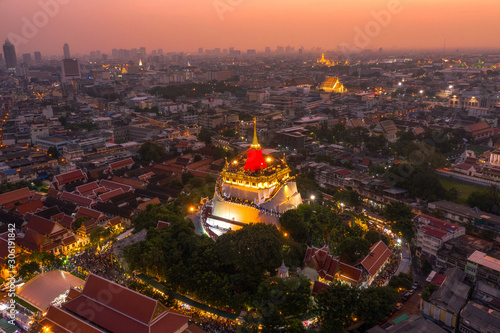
[3,39,17,69]
[63,43,70,59]
[139,47,146,59]
[61,58,81,82]
[22,53,32,66]
[0,54,3,65]
[198,48,203,54]
[265,47,271,54]
[101,54,108,62]
[247,49,256,55]
[158,48,163,56]
[34,51,42,64]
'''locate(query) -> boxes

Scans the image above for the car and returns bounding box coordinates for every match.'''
[408,289,415,295]
[395,303,403,310]
[412,282,419,290]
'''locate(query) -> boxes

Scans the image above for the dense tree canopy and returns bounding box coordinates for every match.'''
[138,141,166,162]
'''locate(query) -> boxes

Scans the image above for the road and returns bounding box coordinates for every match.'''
[188,212,203,235]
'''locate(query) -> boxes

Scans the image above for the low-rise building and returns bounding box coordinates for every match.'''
[459,301,500,333]
[465,250,500,288]
[421,267,470,331]
[415,214,466,258]
[428,200,500,236]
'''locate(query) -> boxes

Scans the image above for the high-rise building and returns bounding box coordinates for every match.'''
[158,48,163,56]
[247,49,256,55]
[22,53,32,66]
[61,58,81,82]
[3,39,17,69]
[34,51,42,64]
[0,54,3,65]
[198,47,204,54]
[63,43,70,59]
[265,47,271,54]
[139,47,146,59]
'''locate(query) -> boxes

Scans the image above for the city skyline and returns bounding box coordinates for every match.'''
[1,0,499,55]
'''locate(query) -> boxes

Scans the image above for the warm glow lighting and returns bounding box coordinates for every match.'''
[233,160,238,164]
[310,195,315,200]
[397,238,402,244]
[266,157,272,163]
[190,207,194,212]
[284,233,288,237]
[419,90,424,94]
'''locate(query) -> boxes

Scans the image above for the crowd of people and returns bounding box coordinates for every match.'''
[66,243,125,284]
[371,248,402,287]
[187,309,237,333]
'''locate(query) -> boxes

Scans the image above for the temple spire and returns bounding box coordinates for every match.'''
[251,118,260,149]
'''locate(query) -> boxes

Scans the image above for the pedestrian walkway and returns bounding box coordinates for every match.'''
[137,274,239,320]
[395,243,411,275]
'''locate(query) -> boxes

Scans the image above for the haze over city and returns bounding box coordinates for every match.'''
[2,0,500,55]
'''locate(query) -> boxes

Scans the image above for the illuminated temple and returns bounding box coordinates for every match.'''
[201,120,302,237]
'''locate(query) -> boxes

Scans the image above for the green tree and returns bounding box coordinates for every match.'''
[19,261,40,279]
[316,281,359,333]
[255,277,311,332]
[198,128,214,145]
[421,283,438,301]
[356,287,399,326]
[383,202,414,222]
[182,171,194,185]
[338,237,371,263]
[138,141,166,162]
[279,210,309,244]
[388,273,413,290]
[216,224,284,276]
[364,230,381,245]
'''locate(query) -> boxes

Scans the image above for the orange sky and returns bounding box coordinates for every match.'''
[1,0,499,55]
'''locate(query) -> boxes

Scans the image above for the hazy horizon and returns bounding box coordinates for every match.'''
[2,0,499,55]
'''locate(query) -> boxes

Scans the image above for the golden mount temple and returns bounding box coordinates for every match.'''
[201,120,302,238]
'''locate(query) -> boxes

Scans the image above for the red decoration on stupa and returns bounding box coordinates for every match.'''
[244,119,267,171]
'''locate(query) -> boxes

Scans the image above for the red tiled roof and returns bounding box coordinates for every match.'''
[26,215,56,235]
[111,176,145,189]
[109,158,134,170]
[54,169,87,187]
[0,187,34,206]
[466,121,491,133]
[15,200,44,216]
[421,225,449,240]
[100,179,133,192]
[40,305,104,333]
[108,217,121,227]
[416,214,463,233]
[156,220,171,229]
[60,192,93,207]
[338,262,363,286]
[360,241,392,276]
[98,188,124,202]
[139,198,161,211]
[335,169,351,176]
[62,235,77,246]
[75,181,99,196]
[311,281,329,297]
[76,207,107,221]
[63,274,189,333]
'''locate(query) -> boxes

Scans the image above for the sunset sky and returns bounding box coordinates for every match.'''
[1,0,499,55]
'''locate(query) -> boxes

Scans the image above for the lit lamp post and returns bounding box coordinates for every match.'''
[310,195,315,205]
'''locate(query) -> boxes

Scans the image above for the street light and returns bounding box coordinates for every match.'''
[310,195,315,200]
[190,206,195,212]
